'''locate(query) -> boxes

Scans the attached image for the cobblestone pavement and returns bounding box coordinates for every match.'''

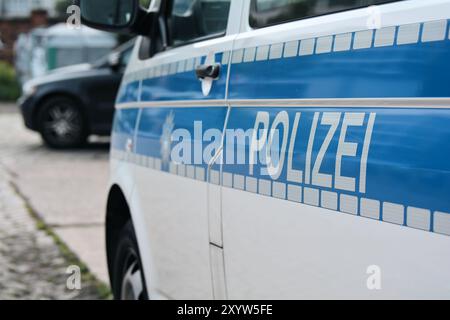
[0,103,110,299]
[0,169,104,299]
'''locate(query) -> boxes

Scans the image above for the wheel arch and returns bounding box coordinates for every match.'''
[106,184,132,289]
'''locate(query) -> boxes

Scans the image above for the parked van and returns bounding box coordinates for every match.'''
[78,0,450,299]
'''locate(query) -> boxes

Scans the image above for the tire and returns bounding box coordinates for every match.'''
[37,96,88,149]
[111,221,149,300]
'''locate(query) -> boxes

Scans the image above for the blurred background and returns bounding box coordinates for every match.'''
[1,0,119,98]
[0,0,143,300]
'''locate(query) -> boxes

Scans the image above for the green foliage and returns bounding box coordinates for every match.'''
[21,190,113,300]
[0,62,20,101]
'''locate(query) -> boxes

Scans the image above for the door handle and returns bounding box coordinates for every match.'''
[195,64,221,80]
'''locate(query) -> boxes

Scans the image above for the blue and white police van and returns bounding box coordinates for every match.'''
[78,0,450,299]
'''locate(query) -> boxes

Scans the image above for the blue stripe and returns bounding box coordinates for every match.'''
[113,106,450,215]
[116,53,228,103]
[135,106,228,171]
[111,108,139,151]
[223,107,450,214]
[117,81,140,104]
[228,40,450,99]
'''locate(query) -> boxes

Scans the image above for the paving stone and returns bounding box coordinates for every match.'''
[0,171,104,300]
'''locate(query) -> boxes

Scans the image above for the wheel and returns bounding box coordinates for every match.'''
[112,221,148,300]
[37,96,88,148]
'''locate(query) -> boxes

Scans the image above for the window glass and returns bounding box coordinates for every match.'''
[81,0,135,27]
[250,0,402,28]
[168,0,231,46]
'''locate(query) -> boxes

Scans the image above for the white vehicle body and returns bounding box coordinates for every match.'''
[107,0,450,299]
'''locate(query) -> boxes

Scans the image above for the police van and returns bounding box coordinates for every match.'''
[78,0,450,299]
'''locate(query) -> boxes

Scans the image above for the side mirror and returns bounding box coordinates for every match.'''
[74,0,154,36]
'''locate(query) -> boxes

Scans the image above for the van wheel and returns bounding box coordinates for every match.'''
[37,96,87,149]
[112,221,148,300]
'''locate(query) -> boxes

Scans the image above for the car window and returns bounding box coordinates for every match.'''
[250,0,403,29]
[168,0,231,46]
